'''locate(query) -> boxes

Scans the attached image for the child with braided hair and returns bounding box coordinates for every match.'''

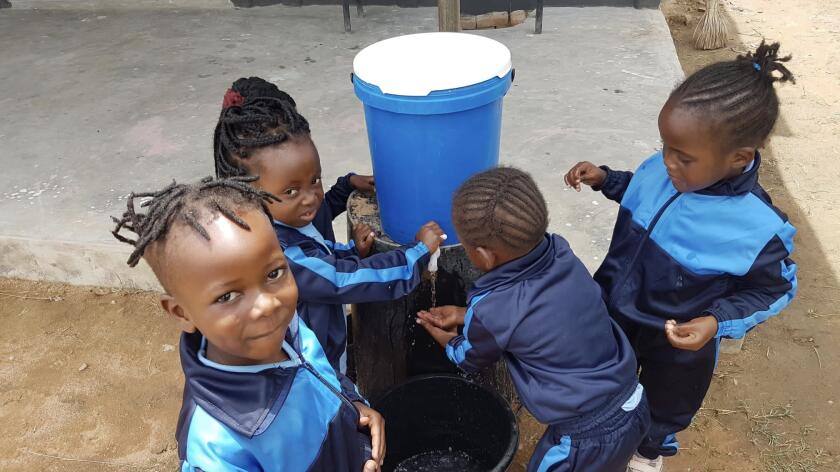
[565,42,798,471]
[214,77,445,373]
[111,176,386,472]
[417,167,650,472]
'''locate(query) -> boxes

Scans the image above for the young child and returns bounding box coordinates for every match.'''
[111,176,385,472]
[565,42,797,471]
[417,167,650,472]
[213,77,445,373]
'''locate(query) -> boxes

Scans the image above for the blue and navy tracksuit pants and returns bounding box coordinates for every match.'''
[614,315,719,459]
[528,384,651,472]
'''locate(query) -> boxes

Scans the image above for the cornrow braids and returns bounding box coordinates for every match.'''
[452,167,549,253]
[214,77,311,178]
[111,175,281,267]
[669,41,795,152]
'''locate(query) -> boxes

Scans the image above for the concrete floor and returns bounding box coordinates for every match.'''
[0,4,682,289]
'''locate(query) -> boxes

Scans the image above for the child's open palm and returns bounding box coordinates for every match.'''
[416,305,466,331]
[416,308,460,348]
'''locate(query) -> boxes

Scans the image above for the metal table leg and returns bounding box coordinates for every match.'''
[535,0,543,34]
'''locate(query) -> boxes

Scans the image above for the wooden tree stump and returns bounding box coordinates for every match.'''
[347,191,517,404]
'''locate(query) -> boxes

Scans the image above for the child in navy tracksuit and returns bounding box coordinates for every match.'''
[417,167,650,472]
[213,77,445,372]
[565,42,797,471]
[111,177,386,471]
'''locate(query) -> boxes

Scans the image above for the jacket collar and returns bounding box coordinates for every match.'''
[273,220,331,253]
[179,316,303,438]
[695,151,761,197]
[469,234,554,300]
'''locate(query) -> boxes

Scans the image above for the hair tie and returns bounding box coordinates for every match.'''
[222,89,244,109]
[753,62,762,72]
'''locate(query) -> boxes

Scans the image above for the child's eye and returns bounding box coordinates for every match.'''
[285,188,299,197]
[215,291,241,304]
[312,177,322,185]
[267,267,285,281]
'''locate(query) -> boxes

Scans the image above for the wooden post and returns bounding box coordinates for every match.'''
[343,0,352,33]
[438,0,461,32]
[347,192,517,404]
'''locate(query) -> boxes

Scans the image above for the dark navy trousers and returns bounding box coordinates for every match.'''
[614,315,719,459]
[528,385,651,472]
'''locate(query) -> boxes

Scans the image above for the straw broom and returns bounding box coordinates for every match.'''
[694,0,728,50]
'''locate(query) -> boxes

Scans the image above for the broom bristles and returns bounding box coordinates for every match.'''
[693,0,729,50]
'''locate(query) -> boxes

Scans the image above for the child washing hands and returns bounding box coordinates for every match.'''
[418,167,649,472]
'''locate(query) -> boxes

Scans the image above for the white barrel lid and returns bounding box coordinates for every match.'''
[353,32,512,97]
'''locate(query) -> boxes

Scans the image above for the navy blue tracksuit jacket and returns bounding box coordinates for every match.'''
[177,315,371,471]
[446,234,650,471]
[594,151,797,458]
[274,174,431,372]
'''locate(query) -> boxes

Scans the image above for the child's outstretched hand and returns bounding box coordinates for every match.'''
[355,402,385,471]
[350,175,376,193]
[415,221,446,254]
[416,312,458,348]
[416,305,467,331]
[564,162,607,191]
[353,223,376,258]
[665,316,718,351]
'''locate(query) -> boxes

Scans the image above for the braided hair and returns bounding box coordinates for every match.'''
[213,77,311,178]
[111,176,280,267]
[669,41,795,152]
[452,167,548,253]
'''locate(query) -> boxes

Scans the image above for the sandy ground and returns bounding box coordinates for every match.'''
[1,1,839,471]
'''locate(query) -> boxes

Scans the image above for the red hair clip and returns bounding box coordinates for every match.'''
[222,89,244,109]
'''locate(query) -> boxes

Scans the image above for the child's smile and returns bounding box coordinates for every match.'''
[158,208,299,366]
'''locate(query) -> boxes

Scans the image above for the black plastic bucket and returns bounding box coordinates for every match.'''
[373,374,519,472]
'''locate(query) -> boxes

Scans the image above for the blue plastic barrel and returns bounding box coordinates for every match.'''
[353,33,513,245]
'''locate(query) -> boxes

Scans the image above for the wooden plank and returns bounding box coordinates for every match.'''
[343,0,352,32]
[437,0,461,32]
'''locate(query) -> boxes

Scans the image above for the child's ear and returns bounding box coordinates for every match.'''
[474,246,498,272]
[160,294,197,334]
[730,147,756,170]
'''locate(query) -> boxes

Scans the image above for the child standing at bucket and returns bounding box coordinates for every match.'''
[564,42,797,472]
[110,176,385,471]
[213,77,446,373]
[417,167,650,472]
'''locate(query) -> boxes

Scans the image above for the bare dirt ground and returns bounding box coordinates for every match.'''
[1,1,839,471]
